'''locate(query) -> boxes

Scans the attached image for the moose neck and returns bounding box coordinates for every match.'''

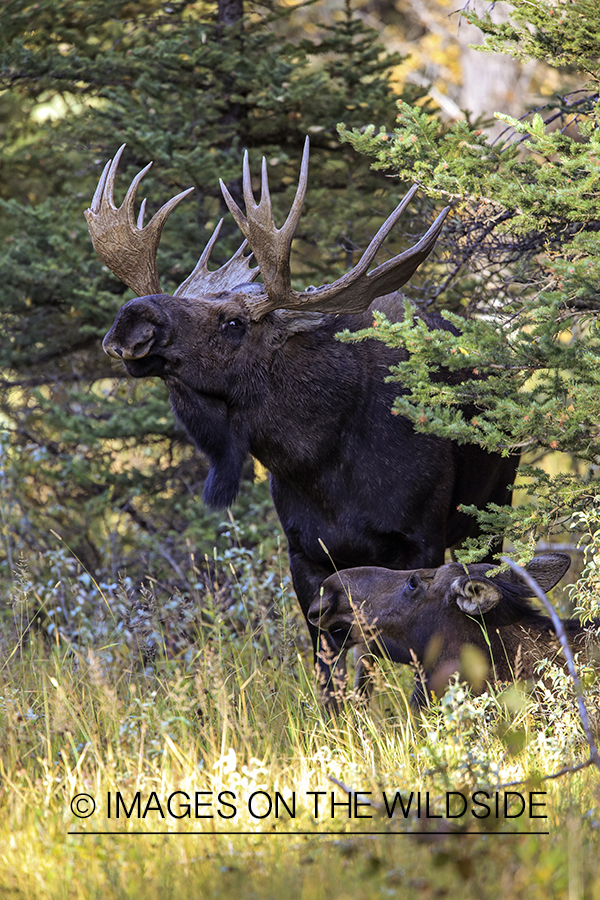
[166,378,251,509]
[165,311,389,510]
[249,318,374,476]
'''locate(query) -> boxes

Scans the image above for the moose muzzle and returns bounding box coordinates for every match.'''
[102,294,175,360]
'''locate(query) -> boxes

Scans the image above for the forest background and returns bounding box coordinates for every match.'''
[1,0,600,897]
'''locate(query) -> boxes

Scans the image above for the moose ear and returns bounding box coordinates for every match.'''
[452,577,503,615]
[524,553,570,592]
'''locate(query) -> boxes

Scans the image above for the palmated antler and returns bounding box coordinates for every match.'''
[86,141,447,314]
[85,145,258,298]
[220,137,450,320]
[173,218,258,300]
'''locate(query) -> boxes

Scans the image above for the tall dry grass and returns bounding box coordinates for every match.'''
[1,533,599,898]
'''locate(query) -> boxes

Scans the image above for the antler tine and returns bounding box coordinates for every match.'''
[260,156,272,216]
[137,198,147,230]
[220,137,310,307]
[94,143,155,229]
[280,135,309,241]
[103,144,127,210]
[363,206,449,298]
[145,186,195,235]
[122,159,153,223]
[345,184,419,279]
[90,157,112,215]
[243,150,257,214]
[198,217,224,267]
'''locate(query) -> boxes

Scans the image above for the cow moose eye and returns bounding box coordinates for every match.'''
[407,573,421,592]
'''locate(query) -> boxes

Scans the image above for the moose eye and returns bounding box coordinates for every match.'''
[220,318,247,341]
[406,573,420,592]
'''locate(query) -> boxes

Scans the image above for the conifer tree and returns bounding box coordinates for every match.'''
[339,0,600,568]
[0,0,424,582]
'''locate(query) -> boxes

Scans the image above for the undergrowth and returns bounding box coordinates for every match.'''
[1,523,600,899]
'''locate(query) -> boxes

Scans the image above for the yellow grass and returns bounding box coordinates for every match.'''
[1,587,599,900]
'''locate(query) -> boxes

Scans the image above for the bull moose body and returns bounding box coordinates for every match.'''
[86,142,518,697]
[309,554,594,700]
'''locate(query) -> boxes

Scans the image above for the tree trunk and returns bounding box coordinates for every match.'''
[216,0,246,217]
[457,1,534,141]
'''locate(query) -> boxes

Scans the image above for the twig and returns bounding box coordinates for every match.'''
[327,774,353,795]
[498,757,596,790]
[501,556,600,773]
[327,774,386,812]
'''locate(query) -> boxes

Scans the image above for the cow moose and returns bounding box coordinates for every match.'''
[86,140,518,700]
[308,553,595,702]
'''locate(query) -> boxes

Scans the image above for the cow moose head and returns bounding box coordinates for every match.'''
[308,554,579,699]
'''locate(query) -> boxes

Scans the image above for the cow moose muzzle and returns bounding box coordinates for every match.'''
[308,577,372,651]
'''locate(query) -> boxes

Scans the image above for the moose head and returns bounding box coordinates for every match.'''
[86,140,449,510]
[308,554,579,700]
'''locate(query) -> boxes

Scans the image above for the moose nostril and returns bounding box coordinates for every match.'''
[102,322,157,361]
[102,338,124,359]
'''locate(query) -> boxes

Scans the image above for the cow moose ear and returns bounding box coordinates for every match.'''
[452,577,502,615]
[524,553,570,592]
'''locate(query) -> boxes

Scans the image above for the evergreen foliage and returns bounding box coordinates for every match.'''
[338,0,600,566]
[0,0,424,584]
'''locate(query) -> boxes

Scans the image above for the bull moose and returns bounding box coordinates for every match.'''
[308,553,594,701]
[86,140,518,698]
